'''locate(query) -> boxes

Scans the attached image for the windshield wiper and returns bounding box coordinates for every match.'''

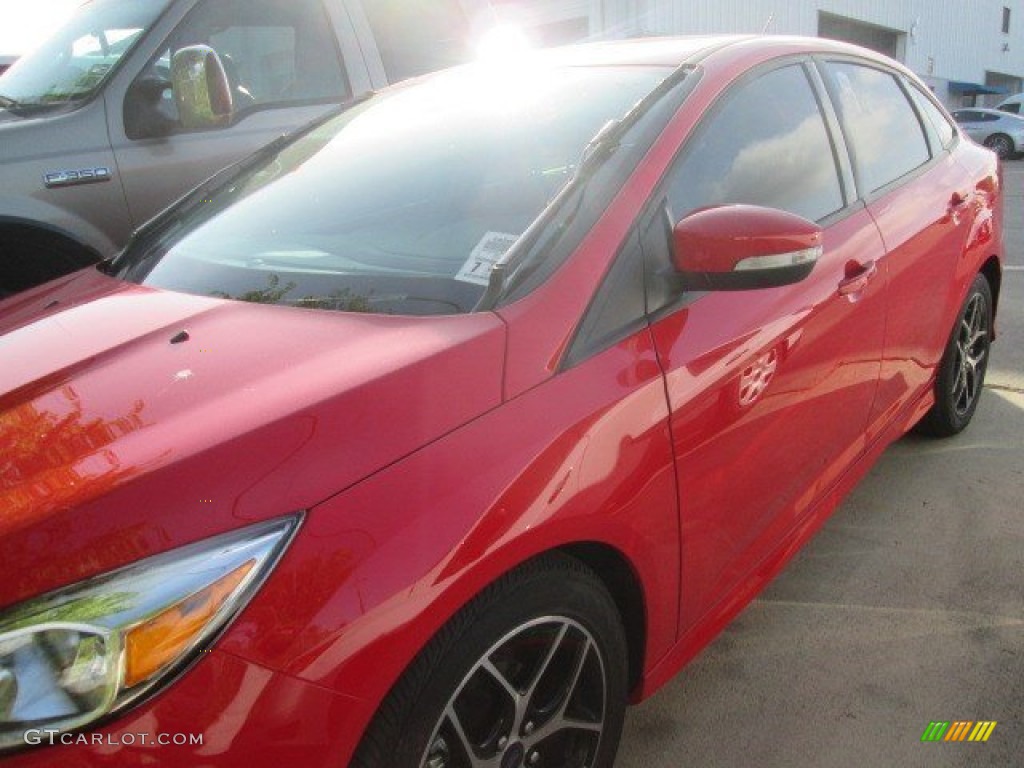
[475,66,696,310]
[0,94,20,109]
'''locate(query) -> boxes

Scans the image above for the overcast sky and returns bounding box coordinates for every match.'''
[0,0,79,56]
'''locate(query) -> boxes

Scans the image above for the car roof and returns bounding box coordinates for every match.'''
[517,34,907,69]
[526,36,749,68]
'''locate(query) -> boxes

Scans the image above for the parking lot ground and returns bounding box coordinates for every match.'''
[617,162,1024,768]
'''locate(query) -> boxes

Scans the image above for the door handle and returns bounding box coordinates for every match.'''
[838,260,878,296]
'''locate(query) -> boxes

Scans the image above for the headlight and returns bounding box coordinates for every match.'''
[0,515,301,751]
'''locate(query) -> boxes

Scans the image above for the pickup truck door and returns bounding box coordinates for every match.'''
[106,0,371,231]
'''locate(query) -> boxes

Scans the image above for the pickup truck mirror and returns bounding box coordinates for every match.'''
[171,44,233,131]
[671,204,822,291]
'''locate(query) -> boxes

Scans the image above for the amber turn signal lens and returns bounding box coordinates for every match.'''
[123,561,255,688]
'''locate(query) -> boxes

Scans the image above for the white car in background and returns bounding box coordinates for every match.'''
[951,107,1024,159]
[996,92,1024,114]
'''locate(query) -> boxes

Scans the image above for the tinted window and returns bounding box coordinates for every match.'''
[666,64,844,223]
[116,65,672,315]
[953,110,981,123]
[1000,102,1021,114]
[825,62,929,194]
[908,84,955,149]
[361,0,470,82]
[125,0,347,139]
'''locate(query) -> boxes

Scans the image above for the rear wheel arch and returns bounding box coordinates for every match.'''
[916,273,993,436]
[980,255,1002,332]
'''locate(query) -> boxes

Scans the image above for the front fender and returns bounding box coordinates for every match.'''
[214,332,681,717]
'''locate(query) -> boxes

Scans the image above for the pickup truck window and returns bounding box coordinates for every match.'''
[360,0,471,82]
[0,0,167,113]
[125,0,349,139]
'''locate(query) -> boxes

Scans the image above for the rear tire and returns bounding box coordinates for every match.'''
[916,274,993,437]
[0,226,100,297]
[352,553,629,768]
[983,133,1014,160]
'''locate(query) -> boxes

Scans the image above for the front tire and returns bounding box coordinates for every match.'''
[353,554,629,768]
[917,274,993,437]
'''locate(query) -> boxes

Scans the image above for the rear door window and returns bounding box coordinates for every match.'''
[907,83,956,150]
[823,62,930,195]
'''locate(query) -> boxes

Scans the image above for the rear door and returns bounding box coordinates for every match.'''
[642,61,888,631]
[108,0,367,230]
[820,61,972,439]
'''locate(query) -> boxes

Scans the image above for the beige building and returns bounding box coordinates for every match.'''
[494,0,1024,106]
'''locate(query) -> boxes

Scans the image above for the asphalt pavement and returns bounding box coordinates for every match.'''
[616,162,1024,768]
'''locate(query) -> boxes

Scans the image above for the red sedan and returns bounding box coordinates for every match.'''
[0,35,1002,768]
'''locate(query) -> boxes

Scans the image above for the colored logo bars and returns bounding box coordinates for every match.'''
[921,721,997,742]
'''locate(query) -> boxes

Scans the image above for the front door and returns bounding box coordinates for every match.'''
[642,62,888,631]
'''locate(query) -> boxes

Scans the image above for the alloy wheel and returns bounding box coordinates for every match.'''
[951,292,989,417]
[420,617,607,768]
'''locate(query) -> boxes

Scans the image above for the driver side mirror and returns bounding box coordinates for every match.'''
[671,204,822,291]
[170,44,233,131]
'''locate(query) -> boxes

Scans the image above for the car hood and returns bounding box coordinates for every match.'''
[0,269,506,607]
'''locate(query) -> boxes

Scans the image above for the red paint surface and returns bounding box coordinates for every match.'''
[0,36,1002,767]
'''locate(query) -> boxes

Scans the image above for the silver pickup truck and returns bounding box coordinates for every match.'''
[0,0,484,295]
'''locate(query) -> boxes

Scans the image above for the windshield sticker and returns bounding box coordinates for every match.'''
[455,232,519,286]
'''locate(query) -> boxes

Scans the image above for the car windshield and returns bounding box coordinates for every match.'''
[0,0,168,111]
[116,62,673,315]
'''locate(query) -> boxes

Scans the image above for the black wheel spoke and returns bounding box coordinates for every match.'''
[441,706,489,768]
[524,624,570,704]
